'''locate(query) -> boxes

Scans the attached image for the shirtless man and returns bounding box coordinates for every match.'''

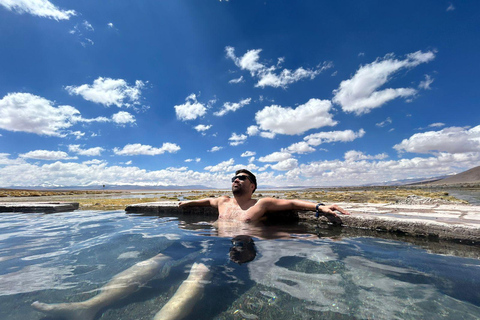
[179,169,349,222]
[32,169,348,320]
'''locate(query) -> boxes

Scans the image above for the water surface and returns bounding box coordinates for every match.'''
[0,210,479,320]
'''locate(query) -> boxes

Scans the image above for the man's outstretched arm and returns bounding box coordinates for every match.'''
[178,196,226,209]
[256,198,349,218]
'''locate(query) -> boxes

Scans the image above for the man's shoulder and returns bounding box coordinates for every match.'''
[217,195,231,202]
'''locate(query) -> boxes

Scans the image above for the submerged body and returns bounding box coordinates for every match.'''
[31,169,349,320]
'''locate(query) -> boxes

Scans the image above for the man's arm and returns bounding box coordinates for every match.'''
[255,198,349,218]
[178,196,227,209]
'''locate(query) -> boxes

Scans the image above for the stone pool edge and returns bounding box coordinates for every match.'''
[0,202,79,213]
[125,201,480,243]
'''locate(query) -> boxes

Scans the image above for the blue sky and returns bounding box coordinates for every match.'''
[0,0,479,188]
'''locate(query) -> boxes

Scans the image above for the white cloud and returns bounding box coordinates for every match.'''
[241,151,256,157]
[113,143,180,156]
[0,0,76,20]
[194,124,212,132]
[174,94,207,121]
[185,158,201,163]
[0,153,25,165]
[394,126,480,154]
[229,133,247,146]
[226,46,332,89]
[229,76,244,84]
[283,142,316,154]
[333,50,436,115]
[260,131,276,139]
[214,98,251,117]
[286,151,480,186]
[255,99,337,135]
[271,158,298,171]
[376,117,392,127]
[428,122,445,128]
[419,74,434,90]
[19,150,76,161]
[344,150,388,162]
[65,77,145,108]
[108,22,114,28]
[258,152,292,163]
[204,158,258,173]
[247,125,260,136]
[0,92,81,137]
[112,111,136,124]
[209,146,223,152]
[304,129,366,146]
[82,20,94,31]
[446,3,455,11]
[68,145,104,156]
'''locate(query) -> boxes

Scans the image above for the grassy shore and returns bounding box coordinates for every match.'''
[0,187,471,210]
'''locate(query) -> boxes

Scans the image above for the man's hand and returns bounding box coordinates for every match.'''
[318,204,350,217]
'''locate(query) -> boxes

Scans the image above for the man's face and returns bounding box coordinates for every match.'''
[231,174,252,196]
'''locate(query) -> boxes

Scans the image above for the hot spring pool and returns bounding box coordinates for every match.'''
[0,210,479,320]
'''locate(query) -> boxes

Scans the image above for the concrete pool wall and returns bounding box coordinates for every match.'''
[125,201,480,243]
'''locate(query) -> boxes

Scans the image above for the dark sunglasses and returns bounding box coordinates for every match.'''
[231,175,252,183]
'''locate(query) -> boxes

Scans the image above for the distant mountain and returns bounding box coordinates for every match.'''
[426,166,480,185]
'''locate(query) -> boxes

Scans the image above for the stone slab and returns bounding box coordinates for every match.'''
[0,202,79,213]
[126,201,480,242]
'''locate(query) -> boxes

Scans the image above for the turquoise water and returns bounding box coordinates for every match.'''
[0,210,479,320]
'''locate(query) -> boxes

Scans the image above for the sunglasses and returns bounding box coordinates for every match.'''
[231,175,252,183]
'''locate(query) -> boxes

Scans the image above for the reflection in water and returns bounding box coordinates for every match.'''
[0,211,479,320]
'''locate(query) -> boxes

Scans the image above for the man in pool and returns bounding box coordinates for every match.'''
[31,169,349,320]
[179,169,349,221]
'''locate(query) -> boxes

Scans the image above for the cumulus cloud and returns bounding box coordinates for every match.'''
[255,99,337,135]
[19,150,76,161]
[204,158,258,173]
[65,77,145,108]
[209,146,223,152]
[112,111,136,124]
[229,133,247,146]
[241,151,256,157]
[0,92,84,137]
[286,151,480,186]
[283,142,316,154]
[113,143,180,156]
[304,129,366,146]
[194,124,212,132]
[271,158,298,171]
[185,158,201,163]
[344,150,388,162]
[394,126,480,154]
[0,0,76,20]
[247,125,260,136]
[214,98,251,117]
[258,152,292,163]
[333,50,436,115]
[174,94,207,121]
[68,145,104,156]
[226,46,332,89]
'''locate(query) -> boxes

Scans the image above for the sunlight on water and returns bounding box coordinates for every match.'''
[0,210,479,320]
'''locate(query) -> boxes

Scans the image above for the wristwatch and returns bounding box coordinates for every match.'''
[315,203,325,218]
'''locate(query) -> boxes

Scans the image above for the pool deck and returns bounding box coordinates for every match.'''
[0,202,79,213]
[126,201,480,243]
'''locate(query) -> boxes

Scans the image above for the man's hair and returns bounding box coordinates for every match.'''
[235,169,257,193]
